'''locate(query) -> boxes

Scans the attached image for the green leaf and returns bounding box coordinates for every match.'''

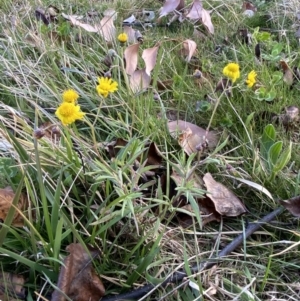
[268,141,283,167]
[271,43,284,56]
[273,142,292,173]
[260,124,276,161]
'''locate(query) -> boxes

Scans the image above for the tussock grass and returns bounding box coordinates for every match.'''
[0,0,300,300]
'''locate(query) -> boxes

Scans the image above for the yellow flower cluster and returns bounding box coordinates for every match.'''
[55,89,85,125]
[246,70,257,88]
[223,63,240,83]
[96,77,118,98]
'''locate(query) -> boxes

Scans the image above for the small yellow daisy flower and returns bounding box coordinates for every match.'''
[223,63,240,83]
[246,70,257,88]
[118,33,128,43]
[62,89,79,103]
[96,77,118,98]
[55,102,85,125]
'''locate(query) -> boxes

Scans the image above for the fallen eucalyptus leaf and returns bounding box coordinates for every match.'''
[0,187,28,227]
[168,120,219,155]
[97,15,116,42]
[280,196,300,217]
[123,26,137,43]
[0,272,26,301]
[159,0,185,18]
[124,43,140,75]
[180,39,197,62]
[51,243,105,301]
[201,9,214,34]
[203,173,247,217]
[142,45,160,75]
[186,0,203,20]
[130,68,151,92]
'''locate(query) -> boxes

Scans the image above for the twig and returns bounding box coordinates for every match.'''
[101,206,284,301]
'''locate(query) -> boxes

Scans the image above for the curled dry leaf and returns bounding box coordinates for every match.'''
[280,196,300,217]
[104,138,128,158]
[97,15,116,42]
[180,39,197,62]
[123,26,137,43]
[142,45,160,75]
[168,120,219,155]
[203,173,247,217]
[124,43,140,75]
[0,272,26,301]
[186,0,214,35]
[281,105,299,128]
[186,0,203,20]
[159,0,185,18]
[201,9,214,35]
[0,187,28,227]
[130,68,151,92]
[68,15,98,32]
[280,61,294,86]
[215,78,232,96]
[146,142,163,166]
[67,13,116,42]
[35,8,50,25]
[242,1,257,12]
[51,243,105,301]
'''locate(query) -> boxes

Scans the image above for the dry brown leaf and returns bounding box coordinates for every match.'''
[124,43,140,75]
[159,0,185,17]
[34,122,61,143]
[181,39,197,62]
[0,272,26,301]
[130,68,151,92]
[97,15,116,42]
[51,243,105,301]
[155,79,173,90]
[168,120,219,155]
[280,105,299,128]
[142,45,160,75]
[105,138,128,158]
[123,26,137,43]
[201,9,214,34]
[242,1,257,12]
[186,0,203,20]
[0,187,28,227]
[215,78,232,96]
[280,61,294,86]
[145,142,163,166]
[203,173,247,217]
[68,15,98,32]
[280,196,300,217]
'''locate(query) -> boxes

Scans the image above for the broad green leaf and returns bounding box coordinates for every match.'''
[268,141,283,167]
[271,43,283,56]
[260,124,276,161]
[273,142,292,173]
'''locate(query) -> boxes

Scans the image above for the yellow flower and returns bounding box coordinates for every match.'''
[62,89,79,103]
[96,77,118,98]
[246,70,257,88]
[118,33,128,43]
[55,102,85,125]
[223,63,240,83]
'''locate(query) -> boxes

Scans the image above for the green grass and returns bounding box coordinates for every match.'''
[0,0,300,300]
